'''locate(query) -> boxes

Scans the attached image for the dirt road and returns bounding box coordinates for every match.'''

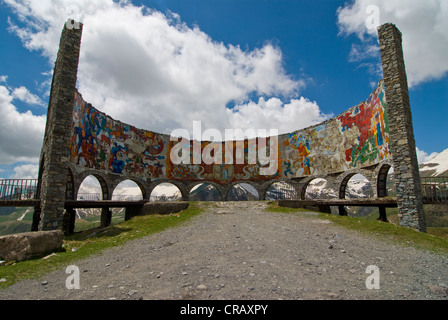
[1,202,447,300]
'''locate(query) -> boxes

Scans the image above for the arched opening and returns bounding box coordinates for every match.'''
[150,183,182,201]
[344,174,374,199]
[303,178,337,214]
[75,175,103,231]
[77,175,103,201]
[342,174,375,217]
[377,164,393,198]
[304,178,336,200]
[112,180,143,201]
[189,183,221,201]
[228,183,259,201]
[111,180,144,225]
[265,181,298,200]
[376,164,394,222]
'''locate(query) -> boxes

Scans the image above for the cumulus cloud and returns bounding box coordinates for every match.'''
[416,147,439,164]
[9,163,39,179]
[11,86,45,106]
[0,85,46,164]
[4,0,326,137]
[337,0,448,87]
[227,97,329,135]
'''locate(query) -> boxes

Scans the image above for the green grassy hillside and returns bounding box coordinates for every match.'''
[0,207,33,235]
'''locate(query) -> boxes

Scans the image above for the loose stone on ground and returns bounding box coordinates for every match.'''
[0,202,447,300]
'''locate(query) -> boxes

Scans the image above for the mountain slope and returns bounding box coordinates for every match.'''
[419,148,448,177]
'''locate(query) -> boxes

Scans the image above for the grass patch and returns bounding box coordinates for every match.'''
[0,202,203,289]
[267,202,448,255]
[427,227,448,240]
[317,212,448,255]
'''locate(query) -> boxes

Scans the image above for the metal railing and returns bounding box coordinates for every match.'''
[0,179,39,201]
[76,193,144,201]
[77,193,102,201]
[150,195,182,202]
[421,176,448,203]
[111,195,144,201]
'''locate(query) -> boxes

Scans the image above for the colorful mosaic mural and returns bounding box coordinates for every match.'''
[166,138,279,184]
[70,90,169,179]
[279,80,391,177]
[70,80,390,184]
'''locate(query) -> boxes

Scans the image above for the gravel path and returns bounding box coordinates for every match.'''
[1,202,447,300]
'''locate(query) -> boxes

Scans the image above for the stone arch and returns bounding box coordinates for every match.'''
[300,176,336,200]
[187,181,223,201]
[75,170,111,200]
[149,180,185,201]
[297,177,319,200]
[339,172,360,200]
[111,179,145,200]
[376,162,393,198]
[262,179,300,200]
[338,172,376,217]
[338,171,374,200]
[66,167,75,200]
[226,181,260,201]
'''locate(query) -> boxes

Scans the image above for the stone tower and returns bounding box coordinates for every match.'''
[378,23,426,232]
[33,21,83,231]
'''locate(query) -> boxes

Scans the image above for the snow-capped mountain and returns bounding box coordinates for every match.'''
[419,148,448,177]
[303,178,336,199]
[303,177,373,200]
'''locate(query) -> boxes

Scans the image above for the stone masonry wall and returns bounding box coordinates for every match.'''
[33,22,425,232]
[35,22,83,231]
[70,81,391,184]
[378,23,426,231]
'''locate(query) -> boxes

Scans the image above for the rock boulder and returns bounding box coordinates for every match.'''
[0,230,64,262]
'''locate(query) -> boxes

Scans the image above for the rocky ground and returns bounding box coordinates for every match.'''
[0,202,447,300]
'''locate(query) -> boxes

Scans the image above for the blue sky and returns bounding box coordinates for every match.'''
[0,0,447,179]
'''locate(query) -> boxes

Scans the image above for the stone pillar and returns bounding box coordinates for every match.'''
[101,207,112,227]
[63,207,77,235]
[378,207,388,222]
[377,23,426,232]
[124,205,144,221]
[37,22,83,230]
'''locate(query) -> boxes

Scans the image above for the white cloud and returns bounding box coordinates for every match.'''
[0,75,8,83]
[9,163,39,179]
[0,85,46,164]
[4,0,324,137]
[112,180,143,200]
[77,175,101,195]
[228,96,330,135]
[337,0,448,87]
[348,43,380,63]
[11,86,45,106]
[416,147,439,164]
